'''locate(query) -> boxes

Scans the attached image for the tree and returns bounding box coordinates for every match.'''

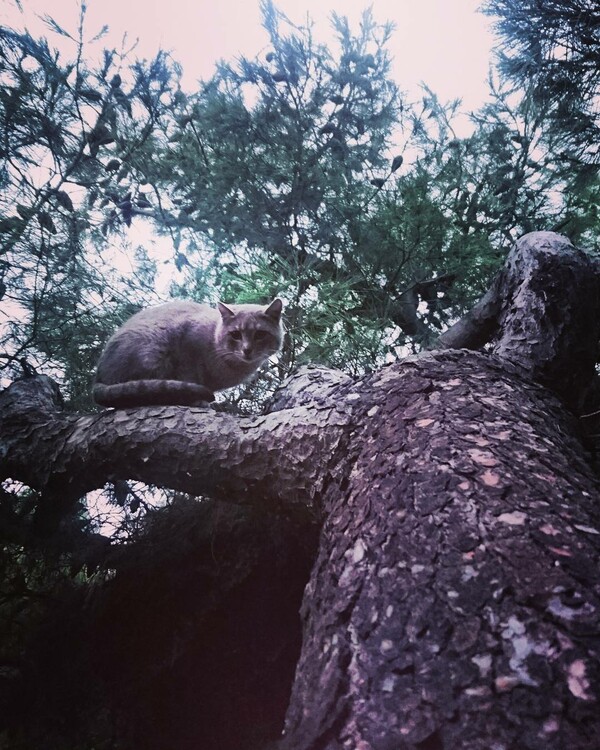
[0,15,180,404]
[145,0,423,365]
[145,1,524,362]
[483,0,600,167]
[2,7,600,744]
[143,0,600,364]
[480,1,600,257]
[2,231,600,749]
[4,2,598,414]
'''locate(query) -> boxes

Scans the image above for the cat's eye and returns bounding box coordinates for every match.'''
[229,331,242,341]
[254,331,267,341]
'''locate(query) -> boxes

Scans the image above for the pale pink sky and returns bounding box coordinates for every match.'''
[1,0,496,112]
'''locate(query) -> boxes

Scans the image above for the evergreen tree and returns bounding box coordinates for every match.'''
[4,2,596,407]
[2,5,600,748]
[0,14,179,404]
[145,1,412,372]
[483,0,600,167]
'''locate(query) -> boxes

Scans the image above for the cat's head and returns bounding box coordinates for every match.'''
[215,299,283,364]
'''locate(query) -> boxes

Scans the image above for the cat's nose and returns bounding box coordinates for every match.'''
[242,347,252,359]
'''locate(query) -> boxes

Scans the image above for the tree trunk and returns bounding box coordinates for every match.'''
[281,349,600,750]
[1,232,599,749]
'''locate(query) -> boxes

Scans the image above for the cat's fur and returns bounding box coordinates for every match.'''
[93,298,283,407]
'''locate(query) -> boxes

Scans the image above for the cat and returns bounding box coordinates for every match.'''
[93,298,283,407]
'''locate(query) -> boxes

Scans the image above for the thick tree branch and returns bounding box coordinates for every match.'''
[438,231,600,410]
[0,370,354,517]
[434,274,503,350]
[2,232,599,518]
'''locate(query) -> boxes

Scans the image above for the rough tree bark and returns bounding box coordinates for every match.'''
[1,232,600,749]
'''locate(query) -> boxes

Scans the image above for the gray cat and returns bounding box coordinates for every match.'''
[93,298,283,407]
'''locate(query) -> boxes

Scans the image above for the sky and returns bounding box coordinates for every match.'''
[1,0,497,115]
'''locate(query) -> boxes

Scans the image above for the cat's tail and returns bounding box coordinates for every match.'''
[93,380,215,408]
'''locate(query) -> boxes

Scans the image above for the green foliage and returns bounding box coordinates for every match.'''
[146,2,422,369]
[3,0,599,408]
[483,0,600,168]
[0,0,597,402]
[0,16,179,401]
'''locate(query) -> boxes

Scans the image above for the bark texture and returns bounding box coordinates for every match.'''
[1,232,600,749]
[0,368,354,522]
[438,232,600,412]
[281,351,600,750]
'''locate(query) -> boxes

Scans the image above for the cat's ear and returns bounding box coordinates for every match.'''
[217,302,236,320]
[264,298,283,321]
